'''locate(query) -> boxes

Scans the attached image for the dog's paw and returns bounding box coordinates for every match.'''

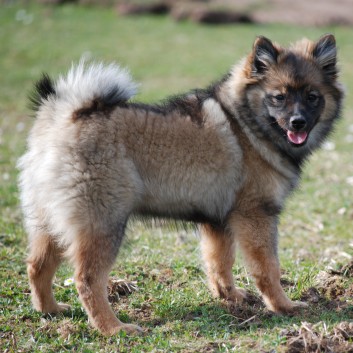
[232,287,247,303]
[55,303,72,312]
[290,300,309,310]
[222,287,247,304]
[271,300,309,315]
[295,300,308,307]
[106,323,143,336]
[40,302,71,314]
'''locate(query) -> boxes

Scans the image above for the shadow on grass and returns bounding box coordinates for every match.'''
[31,269,353,341]
[123,287,353,337]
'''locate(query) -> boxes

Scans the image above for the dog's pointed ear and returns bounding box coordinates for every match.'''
[251,36,278,76]
[312,34,337,79]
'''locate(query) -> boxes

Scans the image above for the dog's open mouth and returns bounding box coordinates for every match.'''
[286,130,308,145]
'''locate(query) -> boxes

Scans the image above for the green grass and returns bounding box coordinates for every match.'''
[1,2,353,352]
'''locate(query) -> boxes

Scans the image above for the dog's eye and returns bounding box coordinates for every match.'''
[272,94,285,103]
[271,93,286,106]
[307,92,319,103]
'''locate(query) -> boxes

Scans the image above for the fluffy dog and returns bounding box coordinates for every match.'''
[18,34,343,335]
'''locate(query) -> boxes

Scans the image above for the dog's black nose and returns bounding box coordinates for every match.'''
[289,116,306,131]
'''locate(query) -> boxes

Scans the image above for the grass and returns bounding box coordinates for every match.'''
[1,2,353,352]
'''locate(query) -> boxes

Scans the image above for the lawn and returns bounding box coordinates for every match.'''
[1,2,353,352]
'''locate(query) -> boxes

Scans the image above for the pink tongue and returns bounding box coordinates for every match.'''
[287,131,308,145]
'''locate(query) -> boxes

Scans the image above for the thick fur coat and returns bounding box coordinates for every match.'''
[18,34,343,335]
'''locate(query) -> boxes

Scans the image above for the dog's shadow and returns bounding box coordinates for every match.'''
[126,288,353,336]
[47,284,353,338]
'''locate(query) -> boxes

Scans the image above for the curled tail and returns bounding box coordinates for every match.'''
[29,60,138,118]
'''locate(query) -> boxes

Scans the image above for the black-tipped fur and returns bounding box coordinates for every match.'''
[29,74,56,112]
[251,36,278,76]
[130,76,228,126]
[313,34,337,79]
[73,86,135,120]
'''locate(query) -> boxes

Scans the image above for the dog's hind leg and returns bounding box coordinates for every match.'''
[200,224,247,303]
[71,225,142,336]
[27,233,70,313]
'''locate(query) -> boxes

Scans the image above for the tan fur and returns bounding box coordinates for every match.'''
[200,118,303,312]
[201,224,247,303]
[18,35,343,335]
[27,233,69,313]
[72,233,142,335]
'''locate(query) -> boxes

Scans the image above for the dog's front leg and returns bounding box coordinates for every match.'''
[229,210,307,314]
[200,224,247,303]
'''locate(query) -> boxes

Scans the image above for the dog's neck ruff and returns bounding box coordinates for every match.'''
[217,96,300,184]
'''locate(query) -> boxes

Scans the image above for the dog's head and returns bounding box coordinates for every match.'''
[243,34,343,153]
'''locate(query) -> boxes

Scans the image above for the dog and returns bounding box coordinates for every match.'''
[18,34,343,335]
